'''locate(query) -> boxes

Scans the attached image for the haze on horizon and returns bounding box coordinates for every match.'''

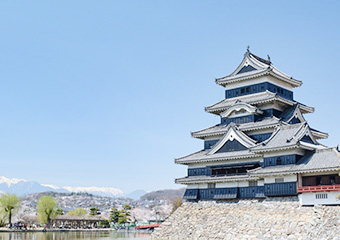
[0,1,339,193]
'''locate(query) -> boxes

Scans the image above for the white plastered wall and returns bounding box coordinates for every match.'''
[216,182,238,188]
[299,192,340,206]
[264,174,297,184]
[187,183,208,189]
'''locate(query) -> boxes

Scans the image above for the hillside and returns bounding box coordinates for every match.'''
[140,188,185,202]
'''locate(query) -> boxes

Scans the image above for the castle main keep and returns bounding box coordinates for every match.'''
[175,49,340,206]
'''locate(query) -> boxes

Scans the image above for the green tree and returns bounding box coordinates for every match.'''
[56,208,64,215]
[0,215,6,227]
[109,208,120,224]
[109,205,132,227]
[118,205,131,225]
[89,207,100,216]
[36,195,58,227]
[67,208,87,217]
[0,193,20,224]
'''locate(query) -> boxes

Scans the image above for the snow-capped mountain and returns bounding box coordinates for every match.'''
[0,176,124,198]
[62,186,123,198]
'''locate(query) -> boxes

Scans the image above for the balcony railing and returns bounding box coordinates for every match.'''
[298,184,340,193]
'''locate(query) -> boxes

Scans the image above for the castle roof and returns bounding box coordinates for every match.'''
[279,104,303,122]
[175,149,260,165]
[215,50,302,88]
[239,117,281,131]
[191,117,280,139]
[310,128,328,140]
[178,123,260,164]
[205,91,314,115]
[249,147,340,176]
[175,174,259,184]
[251,122,324,153]
[192,103,327,140]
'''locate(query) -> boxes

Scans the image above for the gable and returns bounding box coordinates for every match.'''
[281,105,306,124]
[296,123,318,145]
[208,124,256,155]
[289,117,301,124]
[301,135,315,144]
[236,65,257,75]
[215,139,248,153]
[220,102,261,119]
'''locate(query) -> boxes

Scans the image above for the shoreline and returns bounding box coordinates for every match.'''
[0,228,152,233]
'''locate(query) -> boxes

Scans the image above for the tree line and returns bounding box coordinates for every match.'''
[0,193,132,228]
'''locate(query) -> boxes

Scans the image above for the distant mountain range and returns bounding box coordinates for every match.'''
[0,176,145,200]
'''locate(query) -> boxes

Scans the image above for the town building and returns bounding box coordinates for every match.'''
[175,49,340,206]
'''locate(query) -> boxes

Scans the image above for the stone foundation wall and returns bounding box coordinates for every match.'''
[152,198,340,240]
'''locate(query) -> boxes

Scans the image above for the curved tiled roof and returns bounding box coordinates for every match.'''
[205,91,314,115]
[251,122,322,153]
[191,117,280,139]
[216,51,302,87]
[249,147,340,176]
[175,149,260,165]
[175,174,260,184]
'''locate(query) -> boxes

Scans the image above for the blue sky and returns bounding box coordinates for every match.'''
[0,1,339,193]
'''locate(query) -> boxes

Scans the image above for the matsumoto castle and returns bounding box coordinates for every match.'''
[176,49,340,206]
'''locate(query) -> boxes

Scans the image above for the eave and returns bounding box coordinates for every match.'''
[191,125,228,139]
[191,122,278,140]
[175,175,260,184]
[250,143,316,154]
[239,123,279,132]
[175,152,262,165]
[249,167,340,178]
[216,69,302,88]
[205,94,314,115]
[310,130,329,140]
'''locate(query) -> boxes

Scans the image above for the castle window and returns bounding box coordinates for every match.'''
[316,193,328,199]
[246,87,250,93]
[275,178,284,183]
[241,88,245,94]
[208,183,216,189]
[276,157,282,165]
[249,181,258,187]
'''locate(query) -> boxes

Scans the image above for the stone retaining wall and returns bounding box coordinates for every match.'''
[152,198,340,240]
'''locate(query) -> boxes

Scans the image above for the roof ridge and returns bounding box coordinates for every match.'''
[316,146,339,153]
[249,52,271,65]
[255,124,281,147]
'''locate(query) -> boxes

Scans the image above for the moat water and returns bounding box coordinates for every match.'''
[0,232,150,240]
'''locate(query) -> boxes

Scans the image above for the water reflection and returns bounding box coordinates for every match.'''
[0,232,150,240]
